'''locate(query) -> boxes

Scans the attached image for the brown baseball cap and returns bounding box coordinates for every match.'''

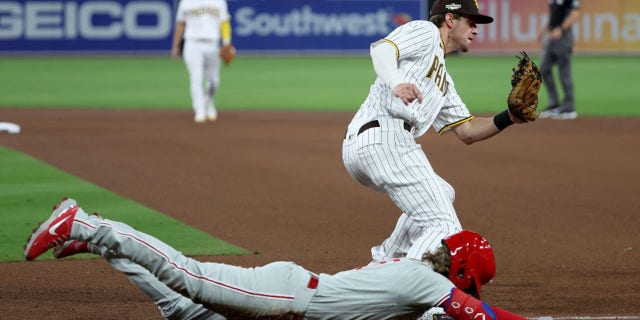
[430,0,494,24]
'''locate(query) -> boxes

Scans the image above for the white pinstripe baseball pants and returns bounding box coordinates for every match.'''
[342,118,462,261]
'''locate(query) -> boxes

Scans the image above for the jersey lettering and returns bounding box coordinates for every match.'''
[187,7,220,18]
[425,55,449,95]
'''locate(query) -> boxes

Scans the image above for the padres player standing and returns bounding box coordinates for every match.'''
[171,0,232,123]
[25,197,528,320]
[343,0,529,264]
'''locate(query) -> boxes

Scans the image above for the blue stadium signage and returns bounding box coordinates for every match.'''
[0,0,422,54]
[0,0,175,52]
[228,0,422,53]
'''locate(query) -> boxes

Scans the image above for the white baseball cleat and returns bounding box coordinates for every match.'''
[539,105,577,120]
[548,110,578,120]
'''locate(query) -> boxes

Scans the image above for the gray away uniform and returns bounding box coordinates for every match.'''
[70,208,454,320]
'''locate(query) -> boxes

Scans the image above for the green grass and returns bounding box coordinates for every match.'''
[220,57,374,110]
[0,146,248,262]
[1,55,637,115]
[0,57,189,109]
[445,55,640,116]
[0,56,374,111]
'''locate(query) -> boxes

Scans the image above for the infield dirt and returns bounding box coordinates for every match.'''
[1,108,639,319]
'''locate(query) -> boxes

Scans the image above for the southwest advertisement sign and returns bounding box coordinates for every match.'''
[227,0,423,53]
[472,0,640,54]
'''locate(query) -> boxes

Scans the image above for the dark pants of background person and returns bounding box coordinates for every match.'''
[540,30,576,110]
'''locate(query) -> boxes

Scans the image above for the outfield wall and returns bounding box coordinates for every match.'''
[1,0,638,55]
[473,0,640,54]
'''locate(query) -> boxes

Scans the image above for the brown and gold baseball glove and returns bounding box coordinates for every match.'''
[220,44,236,65]
[507,51,542,122]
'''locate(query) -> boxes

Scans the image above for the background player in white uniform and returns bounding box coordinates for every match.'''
[25,198,528,320]
[343,0,529,265]
[171,0,232,123]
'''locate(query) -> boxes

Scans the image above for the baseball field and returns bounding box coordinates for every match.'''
[1,56,639,319]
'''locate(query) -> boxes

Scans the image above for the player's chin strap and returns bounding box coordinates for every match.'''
[444,288,527,320]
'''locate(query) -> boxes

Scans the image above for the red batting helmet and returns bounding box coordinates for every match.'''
[442,230,496,297]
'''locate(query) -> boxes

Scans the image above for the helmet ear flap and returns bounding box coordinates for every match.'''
[466,277,480,299]
[456,260,465,280]
[456,265,465,279]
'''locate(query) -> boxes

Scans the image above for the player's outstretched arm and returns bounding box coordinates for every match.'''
[451,117,500,145]
[444,288,527,320]
[452,108,526,145]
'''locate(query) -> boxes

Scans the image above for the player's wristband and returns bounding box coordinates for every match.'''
[493,110,514,131]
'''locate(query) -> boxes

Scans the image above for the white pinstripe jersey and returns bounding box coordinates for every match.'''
[349,20,473,137]
[176,0,230,42]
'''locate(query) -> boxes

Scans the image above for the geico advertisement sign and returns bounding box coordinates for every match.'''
[234,5,406,37]
[0,1,173,40]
